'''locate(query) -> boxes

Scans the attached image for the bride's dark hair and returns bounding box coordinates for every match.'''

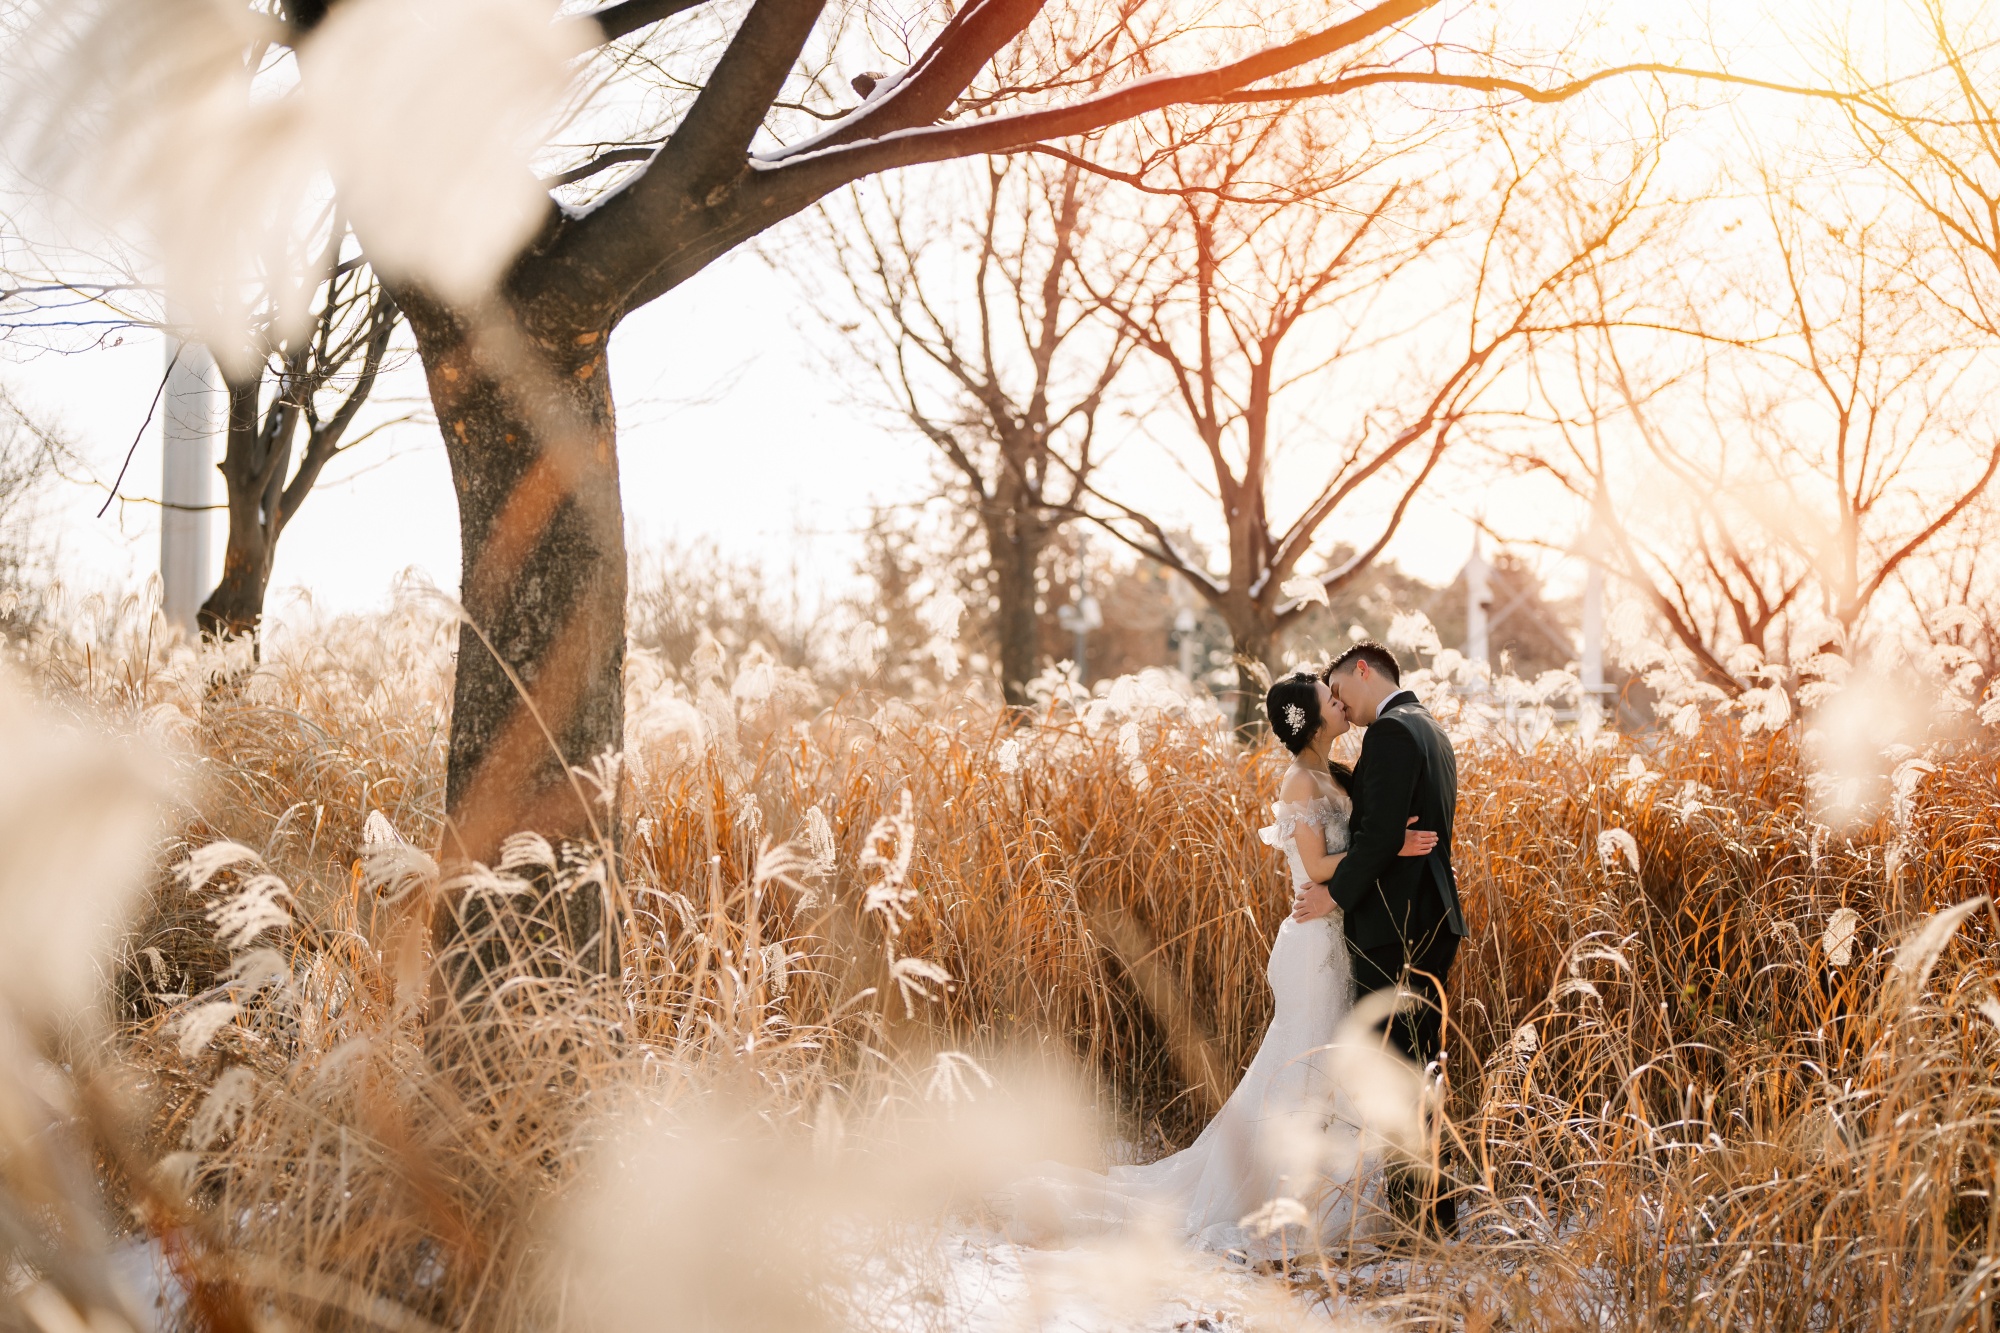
[1265,673,1321,753]
[1264,672,1355,794]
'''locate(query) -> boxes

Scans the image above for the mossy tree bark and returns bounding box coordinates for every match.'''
[198,378,280,640]
[1220,615,1279,735]
[402,298,626,869]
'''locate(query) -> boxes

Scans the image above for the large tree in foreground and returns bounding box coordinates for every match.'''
[25,0,1738,901]
[333,0,1504,869]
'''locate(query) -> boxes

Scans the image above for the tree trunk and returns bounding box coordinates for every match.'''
[198,531,275,640]
[402,295,627,982]
[986,504,1047,707]
[1225,614,1278,735]
[198,379,279,640]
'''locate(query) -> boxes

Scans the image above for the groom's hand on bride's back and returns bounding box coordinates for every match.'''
[1399,816,1438,858]
[1291,883,1334,923]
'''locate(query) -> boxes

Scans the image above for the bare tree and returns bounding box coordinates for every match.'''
[1520,168,1999,688]
[1750,189,1998,641]
[0,236,402,640]
[1522,355,1809,694]
[1520,296,1813,693]
[202,251,401,636]
[814,155,1131,703]
[1070,109,1661,725]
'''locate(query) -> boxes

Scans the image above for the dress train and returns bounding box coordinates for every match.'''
[1002,795,1389,1260]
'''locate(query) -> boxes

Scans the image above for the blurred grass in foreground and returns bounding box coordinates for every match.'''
[2,585,1997,1331]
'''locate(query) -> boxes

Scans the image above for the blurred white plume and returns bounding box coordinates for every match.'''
[1278,575,1329,609]
[1387,610,1443,658]
[1596,827,1641,876]
[0,669,169,1020]
[1822,905,1860,967]
[11,0,589,368]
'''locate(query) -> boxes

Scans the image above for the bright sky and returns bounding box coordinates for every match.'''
[6,246,971,623]
[4,229,1491,629]
[0,0,1882,628]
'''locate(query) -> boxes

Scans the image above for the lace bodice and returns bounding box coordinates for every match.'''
[1258,791,1351,890]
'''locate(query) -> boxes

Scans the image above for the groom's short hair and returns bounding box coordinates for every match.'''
[1324,640,1401,684]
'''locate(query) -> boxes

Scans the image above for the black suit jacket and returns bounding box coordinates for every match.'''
[1326,694,1467,952]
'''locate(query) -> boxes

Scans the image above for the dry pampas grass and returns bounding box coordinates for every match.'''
[0,592,1996,1329]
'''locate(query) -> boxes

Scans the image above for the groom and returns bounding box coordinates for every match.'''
[1291,641,1465,1225]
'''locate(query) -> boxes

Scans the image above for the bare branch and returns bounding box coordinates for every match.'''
[540,147,655,189]
[654,0,826,194]
[588,0,715,46]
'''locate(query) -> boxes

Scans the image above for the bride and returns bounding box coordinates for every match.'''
[1004,670,1437,1260]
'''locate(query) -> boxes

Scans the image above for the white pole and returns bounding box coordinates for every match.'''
[1167,564,1199,681]
[1464,536,1491,665]
[1582,560,1605,694]
[1175,606,1197,680]
[160,336,216,634]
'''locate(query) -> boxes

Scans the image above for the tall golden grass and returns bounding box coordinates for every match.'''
[6,594,1999,1330]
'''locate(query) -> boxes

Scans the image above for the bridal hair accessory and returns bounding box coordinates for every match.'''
[1284,703,1307,733]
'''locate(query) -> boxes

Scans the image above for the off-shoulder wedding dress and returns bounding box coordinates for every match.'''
[1002,789,1387,1260]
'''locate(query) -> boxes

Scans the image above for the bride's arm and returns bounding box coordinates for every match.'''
[1280,772,1436,884]
[1290,825,1342,883]
[1274,770,1340,881]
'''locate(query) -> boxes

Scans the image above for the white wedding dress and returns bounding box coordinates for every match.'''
[1002,788,1388,1260]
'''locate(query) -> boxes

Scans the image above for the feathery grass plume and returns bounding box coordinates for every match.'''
[15,591,2000,1327]
[0,666,173,1332]
[1279,576,1331,609]
[1386,610,1443,658]
[1594,827,1641,876]
[11,0,590,362]
[1824,905,1862,967]
[918,590,967,682]
[804,805,838,882]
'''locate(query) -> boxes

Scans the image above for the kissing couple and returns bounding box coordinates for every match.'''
[1005,640,1465,1260]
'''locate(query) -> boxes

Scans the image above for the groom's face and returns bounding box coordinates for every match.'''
[1324,663,1381,724]
[1324,667,1360,722]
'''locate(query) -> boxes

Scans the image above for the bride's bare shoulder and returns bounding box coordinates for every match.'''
[1277,765,1319,803]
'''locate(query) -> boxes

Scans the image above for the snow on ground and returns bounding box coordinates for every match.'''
[916,1228,1351,1332]
[112,1226,1387,1331]
[109,1239,178,1332]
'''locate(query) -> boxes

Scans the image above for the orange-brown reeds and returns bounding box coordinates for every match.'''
[17,602,2000,1331]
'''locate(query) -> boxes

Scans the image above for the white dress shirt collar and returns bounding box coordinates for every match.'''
[1378,688,1419,715]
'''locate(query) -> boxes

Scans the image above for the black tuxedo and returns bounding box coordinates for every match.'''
[1327,692,1465,950]
[1325,691,1465,1071]
[1326,689,1464,1233]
